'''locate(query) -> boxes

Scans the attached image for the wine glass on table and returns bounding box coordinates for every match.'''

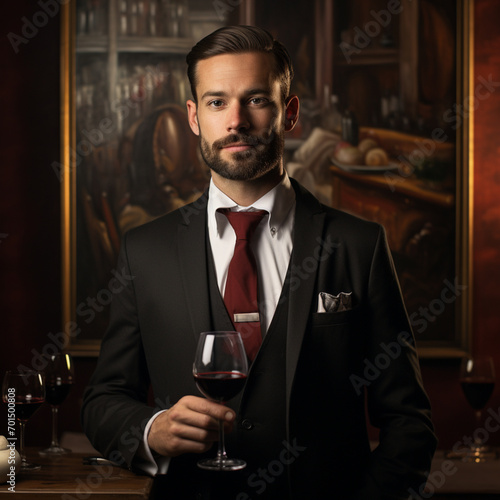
[2,370,45,470]
[39,352,75,456]
[193,331,248,471]
[460,355,496,462]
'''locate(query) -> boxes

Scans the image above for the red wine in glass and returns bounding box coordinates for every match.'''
[2,370,45,471]
[460,378,495,410]
[45,382,73,406]
[459,356,496,462]
[39,353,75,456]
[194,371,247,402]
[193,331,249,471]
[15,400,45,420]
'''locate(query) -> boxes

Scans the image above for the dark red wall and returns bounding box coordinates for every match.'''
[419,0,500,450]
[0,1,96,445]
[1,0,500,451]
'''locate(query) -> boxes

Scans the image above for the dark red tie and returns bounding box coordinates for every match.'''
[221,209,268,361]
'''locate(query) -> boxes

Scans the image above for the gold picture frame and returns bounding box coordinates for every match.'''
[61,0,474,357]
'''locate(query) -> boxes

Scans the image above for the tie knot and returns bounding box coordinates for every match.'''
[220,209,268,240]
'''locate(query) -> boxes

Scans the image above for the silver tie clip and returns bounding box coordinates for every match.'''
[234,312,260,323]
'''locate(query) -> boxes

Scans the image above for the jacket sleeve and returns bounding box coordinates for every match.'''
[81,232,159,469]
[355,225,437,499]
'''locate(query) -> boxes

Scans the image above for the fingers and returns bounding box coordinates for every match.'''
[181,395,236,426]
[147,396,236,457]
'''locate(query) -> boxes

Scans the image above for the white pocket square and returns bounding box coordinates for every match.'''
[317,292,352,313]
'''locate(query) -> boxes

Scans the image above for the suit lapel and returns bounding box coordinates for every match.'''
[177,191,212,342]
[286,180,327,418]
[176,182,329,409]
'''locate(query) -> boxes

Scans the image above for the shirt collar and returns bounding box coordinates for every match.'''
[207,173,296,238]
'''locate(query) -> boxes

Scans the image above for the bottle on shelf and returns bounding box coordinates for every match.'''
[341,109,359,146]
[321,88,342,135]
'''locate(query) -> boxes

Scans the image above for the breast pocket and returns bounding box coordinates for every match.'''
[311,306,359,328]
[306,306,365,381]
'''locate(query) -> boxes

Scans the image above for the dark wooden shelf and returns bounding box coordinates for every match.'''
[334,46,400,66]
[76,35,193,54]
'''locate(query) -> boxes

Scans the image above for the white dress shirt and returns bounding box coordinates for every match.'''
[207,173,295,334]
[138,173,296,475]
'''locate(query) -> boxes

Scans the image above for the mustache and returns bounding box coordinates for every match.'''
[213,133,272,149]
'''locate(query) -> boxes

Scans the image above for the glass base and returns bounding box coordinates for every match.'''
[197,457,246,471]
[462,445,497,463]
[445,445,497,462]
[19,461,42,471]
[39,445,71,456]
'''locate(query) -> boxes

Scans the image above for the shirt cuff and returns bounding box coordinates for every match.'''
[133,410,171,475]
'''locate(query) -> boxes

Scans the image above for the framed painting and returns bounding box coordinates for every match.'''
[60,0,229,355]
[61,0,473,357]
[253,0,474,358]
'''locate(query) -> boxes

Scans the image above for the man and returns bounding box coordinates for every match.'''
[82,26,436,499]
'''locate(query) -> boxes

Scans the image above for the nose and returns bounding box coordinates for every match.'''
[226,102,250,133]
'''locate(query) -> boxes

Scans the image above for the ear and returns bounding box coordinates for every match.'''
[186,99,200,136]
[284,95,300,132]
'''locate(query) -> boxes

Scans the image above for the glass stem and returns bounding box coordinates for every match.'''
[217,418,228,464]
[19,420,27,464]
[474,409,483,446]
[51,406,60,448]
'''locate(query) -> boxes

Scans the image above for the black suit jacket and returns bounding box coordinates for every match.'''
[82,178,437,499]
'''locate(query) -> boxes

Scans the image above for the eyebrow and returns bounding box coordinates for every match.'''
[200,88,272,101]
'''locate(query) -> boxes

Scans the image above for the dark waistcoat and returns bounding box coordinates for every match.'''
[204,242,291,499]
[152,244,292,500]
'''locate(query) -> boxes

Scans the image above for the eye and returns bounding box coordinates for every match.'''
[208,99,224,108]
[248,97,269,106]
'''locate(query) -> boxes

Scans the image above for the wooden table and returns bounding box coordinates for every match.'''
[4,447,500,498]
[0,449,153,499]
[426,450,500,499]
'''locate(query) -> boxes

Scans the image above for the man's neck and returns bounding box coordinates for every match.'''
[211,167,285,207]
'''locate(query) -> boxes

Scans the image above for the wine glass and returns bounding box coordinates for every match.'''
[193,331,248,471]
[2,370,45,470]
[460,355,496,462]
[39,353,75,456]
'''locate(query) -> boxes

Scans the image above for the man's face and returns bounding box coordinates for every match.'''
[186,52,297,183]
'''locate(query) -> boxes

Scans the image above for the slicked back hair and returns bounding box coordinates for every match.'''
[186,25,294,102]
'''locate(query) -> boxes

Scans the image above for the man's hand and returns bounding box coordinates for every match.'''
[147,395,235,457]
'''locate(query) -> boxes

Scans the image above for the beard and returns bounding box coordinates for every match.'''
[199,128,284,182]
